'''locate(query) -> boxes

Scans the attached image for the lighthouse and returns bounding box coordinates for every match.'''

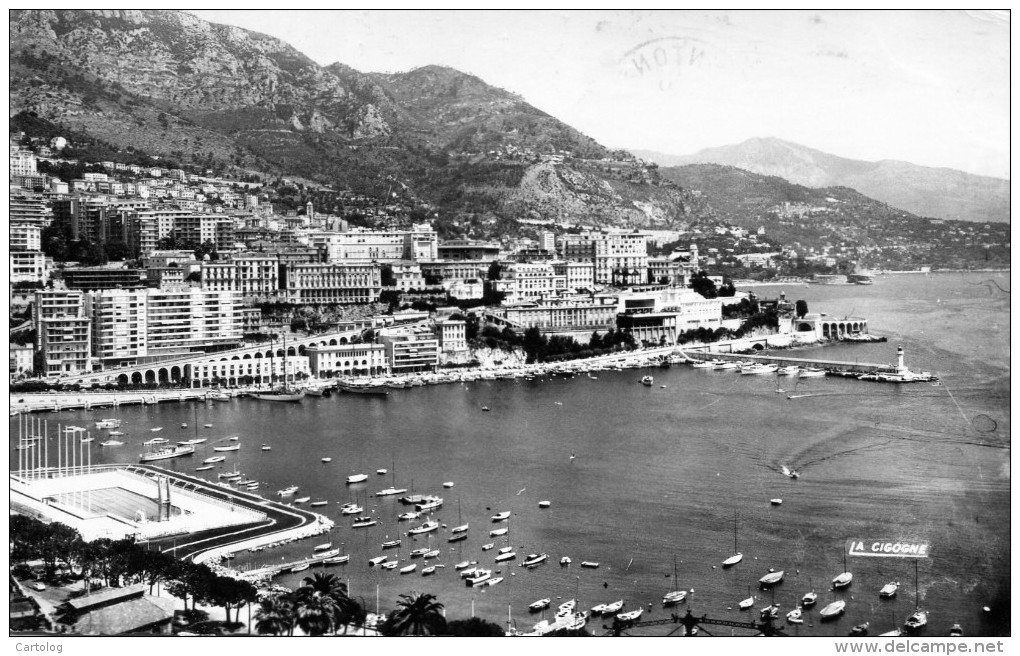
[897,345,905,372]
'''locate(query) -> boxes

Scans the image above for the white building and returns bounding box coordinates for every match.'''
[10,251,49,284]
[493,262,567,304]
[436,319,468,353]
[10,223,42,251]
[306,343,388,377]
[87,289,148,365]
[35,290,92,376]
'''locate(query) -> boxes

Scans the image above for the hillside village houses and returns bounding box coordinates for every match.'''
[10,134,726,385]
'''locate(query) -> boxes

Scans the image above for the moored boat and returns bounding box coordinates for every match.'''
[904,610,928,630]
[522,553,548,568]
[352,517,377,528]
[787,607,803,624]
[850,622,870,635]
[529,598,551,611]
[879,581,899,598]
[491,511,511,522]
[204,455,226,464]
[617,609,643,622]
[139,444,194,461]
[346,473,368,484]
[408,520,439,535]
[819,600,846,620]
[759,570,784,587]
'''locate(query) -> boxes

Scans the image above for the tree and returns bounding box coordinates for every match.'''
[795,300,809,318]
[690,271,718,299]
[255,594,296,636]
[381,592,447,636]
[380,264,395,287]
[486,261,503,281]
[292,572,360,635]
[185,271,202,284]
[445,617,505,636]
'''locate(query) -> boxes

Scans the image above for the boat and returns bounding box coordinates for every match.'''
[180,423,188,429]
[522,553,548,568]
[903,561,927,631]
[150,427,163,433]
[617,609,643,622]
[245,483,260,490]
[253,337,306,402]
[529,598,551,611]
[455,561,471,570]
[204,455,226,464]
[481,406,490,412]
[207,391,231,402]
[450,499,469,535]
[352,517,377,528]
[802,590,818,607]
[213,444,240,452]
[423,550,440,559]
[557,600,576,614]
[323,555,350,566]
[491,511,511,522]
[346,474,368,484]
[759,570,784,587]
[850,622,870,635]
[139,444,194,461]
[760,604,781,620]
[560,556,571,565]
[482,543,495,551]
[108,430,124,436]
[310,500,327,507]
[640,375,654,386]
[377,468,388,475]
[278,485,299,496]
[691,360,716,369]
[580,561,599,569]
[466,569,492,586]
[484,576,503,587]
[381,561,398,570]
[397,511,421,521]
[489,527,508,537]
[294,496,311,504]
[602,600,624,615]
[832,544,853,589]
[443,481,455,488]
[178,438,207,446]
[291,563,310,573]
[819,600,846,620]
[949,624,963,637]
[799,367,826,377]
[204,424,213,428]
[368,556,388,566]
[538,500,551,508]
[95,419,121,429]
[722,511,743,567]
[261,445,272,451]
[880,582,900,598]
[739,594,755,610]
[663,555,686,605]
[195,465,214,471]
[313,543,333,551]
[321,457,332,463]
[142,438,167,446]
[495,551,516,562]
[400,564,417,574]
[713,360,738,370]
[777,365,799,376]
[409,520,439,535]
[787,608,803,624]
[376,487,408,496]
[416,496,443,511]
[382,540,401,549]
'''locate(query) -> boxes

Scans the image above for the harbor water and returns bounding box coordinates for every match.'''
[10,271,1010,636]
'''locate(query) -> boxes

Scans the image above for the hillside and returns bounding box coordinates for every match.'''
[639,138,1010,224]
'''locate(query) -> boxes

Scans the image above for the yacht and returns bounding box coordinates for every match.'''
[139,444,194,461]
[408,520,439,535]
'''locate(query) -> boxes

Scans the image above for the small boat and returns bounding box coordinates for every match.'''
[495,551,516,562]
[293,496,310,504]
[455,561,471,570]
[443,481,455,488]
[291,563,310,573]
[759,570,784,587]
[560,556,571,565]
[204,456,226,464]
[777,366,799,376]
[819,600,846,620]
[850,622,870,635]
[194,465,214,471]
[879,581,899,598]
[691,360,716,369]
[760,604,781,620]
[278,485,299,496]
[664,555,686,605]
[580,561,599,568]
[640,376,654,386]
[178,438,207,446]
[489,527,508,537]
[450,524,469,534]
[408,520,439,535]
[949,624,963,637]
[95,419,121,429]
[410,548,430,558]
[538,500,551,508]
[142,437,167,446]
[770,498,783,505]
[802,590,818,607]
[321,457,332,463]
[108,430,124,436]
[491,511,511,522]
[368,556,388,566]
[799,367,826,377]
[522,553,548,568]
[180,423,188,429]
[723,513,743,566]
[529,598,551,611]
[323,556,350,566]
[423,550,441,560]
[482,543,495,551]
[484,576,503,587]
[481,406,490,412]
[376,487,408,497]
[904,610,928,630]
[832,545,853,589]
[416,497,443,511]
[245,483,260,490]
[739,596,755,610]
[377,469,388,475]
[310,500,327,507]
[204,424,213,428]
[400,564,417,574]
[617,609,643,622]
[448,533,468,543]
[603,600,624,615]
[213,444,240,452]
[397,511,421,521]
[150,427,163,433]
[466,570,492,586]
[341,503,364,515]
[558,600,576,615]
[787,608,803,624]
[381,561,398,570]
[382,540,401,549]
[261,445,272,451]
[352,517,377,528]
[346,474,368,484]
[313,543,333,551]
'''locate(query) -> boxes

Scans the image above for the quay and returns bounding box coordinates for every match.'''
[684,345,932,379]
[10,389,239,414]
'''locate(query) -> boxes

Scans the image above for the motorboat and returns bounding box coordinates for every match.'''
[397,511,421,521]
[213,444,240,452]
[759,570,784,586]
[261,445,272,451]
[760,604,781,620]
[522,553,548,568]
[310,500,327,507]
[460,567,481,578]
[713,360,738,370]
[880,582,899,598]
[489,527,508,537]
[423,550,441,559]
[95,419,121,429]
[443,481,455,488]
[346,474,368,484]
[580,561,599,568]
[421,566,437,576]
[529,598,551,611]
[368,556,388,566]
[376,487,408,497]
[850,622,870,635]
[204,424,213,428]
[416,497,443,511]
[139,444,194,461]
[204,455,226,464]
[777,365,799,376]
[691,360,716,369]
[313,543,333,551]
[450,523,469,534]
[482,543,495,551]
[466,569,492,586]
[341,503,363,515]
[150,427,163,432]
[108,430,125,436]
[321,457,332,463]
[195,465,214,471]
[294,496,311,504]
[408,520,439,535]
[802,591,818,607]
[819,600,846,620]
[352,517,377,528]
[617,609,643,622]
[904,610,928,630]
[400,564,416,574]
[787,608,803,624]
[640,376,654,386]
[382,540,401,549]
[377,469,388,475]
[770,498,783,505]
[484,576,503,587]
[799,367,826,377]
[143,438,167,446]
[323,555,350,566]
[180,423,188,429]
[538,500,551,508]
[494,550,516,562]
[455,561,471,570]
[381,561,398,570]
[560,556,571,565]
[491,511,511,522]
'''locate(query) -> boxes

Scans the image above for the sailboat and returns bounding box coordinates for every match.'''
[494,516,516,562]
[722,511,743,567]
[448,498,468,542]
[903,560,927,631]
[832,543,853,589]
[738,585,755,610]
[663,555,687,605]
[253,336,305,402]
[376,457,407,496]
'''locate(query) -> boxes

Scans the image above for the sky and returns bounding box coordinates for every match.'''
[190,9,1010,179]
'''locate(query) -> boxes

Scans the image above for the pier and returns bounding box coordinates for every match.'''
[10,389,239,414]
[683,345,933,380]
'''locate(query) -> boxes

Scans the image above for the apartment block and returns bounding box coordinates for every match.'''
[10,223,42,251]
[87,289,148,366]
[34,290,91,375]
[281,262,381,304]
[145,286,243,356]
[10,251,49,284]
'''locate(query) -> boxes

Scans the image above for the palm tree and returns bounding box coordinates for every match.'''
[293,572,362,635]
[385,592,446,636]
[254,594,295,636]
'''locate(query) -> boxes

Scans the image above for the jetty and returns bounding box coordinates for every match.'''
[684,346,934,380]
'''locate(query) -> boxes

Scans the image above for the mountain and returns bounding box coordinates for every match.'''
[10,9,705,232]
[639,138,1009,224]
